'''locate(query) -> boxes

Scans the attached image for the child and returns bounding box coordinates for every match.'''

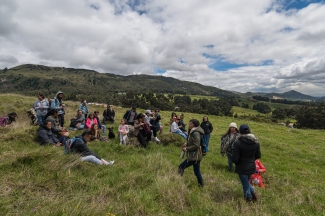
[118,119,129,145]
[250,159,266,188]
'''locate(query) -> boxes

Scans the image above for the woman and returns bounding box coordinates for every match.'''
[178,119,204,187]
[69,110,85,130]
[78,100,89,120]
[33,93,49,125]
[0,112,18,127]
[169,112,177,125]
[232,124,261,202]
[220,122,240,171]
[85,113,98,129]
[200,116,213,152]
[133,113,152,148]
[171,118,187,139]
[90,124,109,142]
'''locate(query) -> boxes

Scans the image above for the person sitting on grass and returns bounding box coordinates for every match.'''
[90,123,109,142]
[0,112,18,127]
[46,109,70,138]
[85,113,98,129]
[71,130,114,165]
[118,118,129,145]
[171,118,187,139]
[78,99,89,120]
[37,120,62,146]
[144,110,160,142]
[94,111,106,134]
[103,105,115,124]
[134,113,152,148]
[69,110,85,130]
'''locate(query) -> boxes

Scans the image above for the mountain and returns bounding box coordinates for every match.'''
[0,64,234,102]
[245,90,321,101]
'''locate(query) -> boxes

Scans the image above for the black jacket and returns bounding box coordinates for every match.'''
[232,134,261,175]
[200,121,213,134]
[71,137,101,159]
[178,119,186,132]
[123,110,137,122]
[103,109,115,118]
[37,125,59,145]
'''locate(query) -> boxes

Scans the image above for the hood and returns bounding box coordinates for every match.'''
[54,91,63,99]
[239,133,259,145]
[191,126,205,135]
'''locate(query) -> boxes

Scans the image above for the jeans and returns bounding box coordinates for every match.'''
[69,124,85,130]
[226,153,233,171]
[101,125,107,134]
[37,116,45,125]
[81,155,102,165]
[179,159,203,186]
[174,130,188,139]
[203,134,210,152]
[238,174,254,199]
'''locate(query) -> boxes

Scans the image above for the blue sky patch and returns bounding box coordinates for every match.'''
[154,67,166,74]
[283,0,324,10]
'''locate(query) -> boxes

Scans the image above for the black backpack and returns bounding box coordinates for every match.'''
[191,132,207,156]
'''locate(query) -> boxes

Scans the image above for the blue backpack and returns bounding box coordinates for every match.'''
[64,137,82,154]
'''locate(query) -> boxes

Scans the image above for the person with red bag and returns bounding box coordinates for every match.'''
[250,160,266,188]
[133,113,152,148]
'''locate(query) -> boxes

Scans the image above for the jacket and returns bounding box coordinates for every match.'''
[70,114,85,127]
[51,91,65,115]
[71,137,101,159]
[34,99,49,116]
[85,118,98,129]
[123,110,137,122]
[78,103,89,115]
[0,116,11,127]
[178,119,186,132]
[200,121,213,134]
[220,132,240,156]
[94,116,103,129]
[249,159,266,188]
[103,109,115,118]
[186,127,205,162]
[46,115,62,133]
[232,134,261,175]
[37,125,59,145]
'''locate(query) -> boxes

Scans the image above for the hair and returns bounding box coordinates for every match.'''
[77,109,83,113]
[94,110,99,114]
[87,113,94,119]
[37,93,45,99]
[82,130,93,137]
[171,112,177,118]
[48,109,58,116]
[222,127,240,137]
[155,108,159,112]
[189,119,200,127]
[81,99,85,103]
[240,128,250,134]
[90,123,99,135]
[135,113,145,121]
[202,116,208,122]
[43,120,52,126]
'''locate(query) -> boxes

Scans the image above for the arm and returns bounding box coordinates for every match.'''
[209,122,213,133]
[51,99,59,110]
[85,119,91,129]
[73,140,101,160]
[134,120,142,129]
[231,141,240,163]
[34,101,40,110]
[123,110,129,120]
[255,144,261,160]
[42,100,49,109]
[186,132,200,152]
[118,124,123,133]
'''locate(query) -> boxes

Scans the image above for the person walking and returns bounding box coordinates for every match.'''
[178,119,204,187]
[220,122,240,171]
[232,124,261,202]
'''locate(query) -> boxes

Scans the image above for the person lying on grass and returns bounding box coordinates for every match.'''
[37,120,62,146]
[0,112,18,127]
[71,130,114,165]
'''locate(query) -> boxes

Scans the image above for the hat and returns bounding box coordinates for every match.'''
[145,110,152,114]
[239,124,250,134]
[229,122,237,129]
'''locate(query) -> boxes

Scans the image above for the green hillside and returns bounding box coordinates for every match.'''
[1,94,325,215]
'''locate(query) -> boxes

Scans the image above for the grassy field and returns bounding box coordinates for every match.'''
[0,94,325,215]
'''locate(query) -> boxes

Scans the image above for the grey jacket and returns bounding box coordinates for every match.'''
[34,99,49,116]
[37,125,59,145]
[51,91,65,115]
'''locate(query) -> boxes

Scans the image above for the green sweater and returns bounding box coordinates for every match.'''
[186,126,204,162]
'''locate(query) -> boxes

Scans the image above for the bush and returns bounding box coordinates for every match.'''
[159,133,185,146]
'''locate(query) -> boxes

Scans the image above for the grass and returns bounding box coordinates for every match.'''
[0,93,325,215]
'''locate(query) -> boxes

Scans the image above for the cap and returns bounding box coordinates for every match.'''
[229,122,237,129]
[239,124,250,134]
[145,110,152,114]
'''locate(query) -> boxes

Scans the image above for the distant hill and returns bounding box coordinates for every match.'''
[0,64,234,102]
[245,90,321,101]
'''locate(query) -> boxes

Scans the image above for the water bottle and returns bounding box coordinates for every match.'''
[180,151,185,159]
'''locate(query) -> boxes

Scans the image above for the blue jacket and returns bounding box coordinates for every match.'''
[51,91,65,115]
[78,103,89,115]
[34,99,49,116]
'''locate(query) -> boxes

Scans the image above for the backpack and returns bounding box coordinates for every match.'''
[143,122,151,133]
[191,132,207,156]
[64,137,82,154]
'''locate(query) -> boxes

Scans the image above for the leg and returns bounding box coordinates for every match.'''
[101,125,106,134]
[174,130,187,139]
[193,161,203,186]
[84,114,87,120]
[226,153,233,171]
[77,124,85,130]
[58,136,66,146]
[122,135,128,145]
[119,133,123,144]
[151,126,157,137]
[81,155,102,165]
[137,130,147,148]
[205,134,210,152]
[37,116,44,125]
[146,130,152,142]
[238,174,253,200]
[178,158,191,176]
[58,114,65,127]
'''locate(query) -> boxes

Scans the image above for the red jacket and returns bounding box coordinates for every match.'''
[249,159,266,188]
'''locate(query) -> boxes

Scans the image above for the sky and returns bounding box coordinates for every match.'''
[1,0,325,97]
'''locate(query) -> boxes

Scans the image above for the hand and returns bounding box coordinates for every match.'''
[140,123,144,126]
[181,143,186,148]
[182,147,187,152]
[55,142,61,147]
[76,123,81,127]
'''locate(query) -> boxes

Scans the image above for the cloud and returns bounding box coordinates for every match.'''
[0,0,324,96]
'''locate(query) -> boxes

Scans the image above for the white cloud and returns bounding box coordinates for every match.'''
[0,0,325,96]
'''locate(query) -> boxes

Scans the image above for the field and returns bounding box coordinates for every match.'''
[0,94,325,215]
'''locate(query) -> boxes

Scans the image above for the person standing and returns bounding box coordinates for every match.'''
[200,116,213,152]
[232,124,261,202]
[178,119,204,187]
[33,93,49,125]
[50,91,65,127]
[78,100,89,120]
[123,106,137,126]
[220,122,240,171]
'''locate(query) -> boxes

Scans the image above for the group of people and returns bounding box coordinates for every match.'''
[1,92,266,202]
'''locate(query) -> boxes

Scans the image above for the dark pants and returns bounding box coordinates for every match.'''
[84,114,88,120]
[58,136,66,145]
[58,114,64,127]
[128,122,134,126]
[150,125,157,137]
[136,129,152,148]
[179,159,203,186]
[103,116,115,124]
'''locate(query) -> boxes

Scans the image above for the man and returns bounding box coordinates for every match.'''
[178,119,204,187]
[103,105,115,124]
[123,106,137,126]
[71,130,114,165]
[144,110,160,142]
[69,110,85,130]
[94,111,107,134]
[46,109,69,144]
[50,91,65,127]
[178,113,187,134]
[78,100,89,120]
[37,120,62,146]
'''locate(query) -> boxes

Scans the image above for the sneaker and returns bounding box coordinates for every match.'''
[154,137,160,142]
[108,161,114,165]
[178,167,184,176]
[246,198,253,202]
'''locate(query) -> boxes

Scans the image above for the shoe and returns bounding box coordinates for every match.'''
[246,198,253,202]
[154,137,160,142]
[251,192,257,202]
[178,167,184,176]
[108,161,114,165]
